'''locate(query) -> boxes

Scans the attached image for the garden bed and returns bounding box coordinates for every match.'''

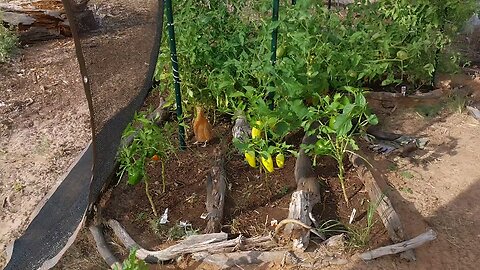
[100,110,389,261]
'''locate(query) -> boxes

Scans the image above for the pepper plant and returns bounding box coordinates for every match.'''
[118,112,176,216]
[302,87,378,204]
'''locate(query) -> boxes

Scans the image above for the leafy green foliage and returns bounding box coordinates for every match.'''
[118,111,176,216]
[118,112,175,185]
[115,248,148,270]
[154,0,475,188]
[302,87,378,203]
[0,14,17,63]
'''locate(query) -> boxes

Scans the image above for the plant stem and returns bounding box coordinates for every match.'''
[338,158,348,205]
[144,177,158,217]
[161,160,166,193]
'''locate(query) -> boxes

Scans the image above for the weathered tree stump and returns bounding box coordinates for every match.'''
[0,0,97,43]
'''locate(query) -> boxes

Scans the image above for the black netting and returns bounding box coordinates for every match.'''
[69,0,163,205]
[4,0,163,268]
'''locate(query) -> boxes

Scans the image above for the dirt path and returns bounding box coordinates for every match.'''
[336,75,480,269]
[0,39,91,267]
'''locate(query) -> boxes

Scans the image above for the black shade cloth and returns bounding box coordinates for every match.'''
[4,0,163,268]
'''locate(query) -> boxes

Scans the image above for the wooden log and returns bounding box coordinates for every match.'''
[349,151,416,261]
[108,219,273,263]
[359,229,437,261]
[89,225,122,269]
[204,150,227,233]
[282,127,321,250]
[0,0,97,43]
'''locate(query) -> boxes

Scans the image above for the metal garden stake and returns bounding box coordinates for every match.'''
[268,0,280,109]
[164,0,186,149]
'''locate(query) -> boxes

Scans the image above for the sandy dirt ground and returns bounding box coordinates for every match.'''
[0,39,91,267]
[2,33,480,270]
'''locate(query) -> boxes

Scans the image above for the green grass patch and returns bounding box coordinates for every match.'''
[0,15,17,62]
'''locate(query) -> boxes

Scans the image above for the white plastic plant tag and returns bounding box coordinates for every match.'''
[349,208,357,224]
[159,208,169,224]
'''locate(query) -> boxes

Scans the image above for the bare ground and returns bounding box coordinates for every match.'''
[2,38,480,270]
[0,39,91,267]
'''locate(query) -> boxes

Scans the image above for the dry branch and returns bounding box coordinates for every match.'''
[192,234,350,268]
[204,150,227,233]
[359,229,437,260]
[108,219,274,263]
[350,151,416,261]
[89,225,122,269]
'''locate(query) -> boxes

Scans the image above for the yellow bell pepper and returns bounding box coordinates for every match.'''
[245,151,256,168]
[275,153,285,168]
[261,154,274,173]
[252,121,262,139]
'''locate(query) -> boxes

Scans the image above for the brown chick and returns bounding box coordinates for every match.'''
[193,106,213,147]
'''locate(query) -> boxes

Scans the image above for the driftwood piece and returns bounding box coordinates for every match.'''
[350,152,416,261]
[0,0,67,43]
[193,234,350,268]
[359,229,437,261]
[281,191,315,251]
[204,151,227,233]
[108,219,273,263]
[282,128,321,250]
[89,225,122,269]
[466,106,480,121]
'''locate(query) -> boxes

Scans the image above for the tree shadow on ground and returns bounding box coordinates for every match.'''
[344,178,480,270]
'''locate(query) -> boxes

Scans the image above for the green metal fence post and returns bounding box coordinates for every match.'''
[271,0,280,66]
[268,0,280,110]
[164,0,186,149]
